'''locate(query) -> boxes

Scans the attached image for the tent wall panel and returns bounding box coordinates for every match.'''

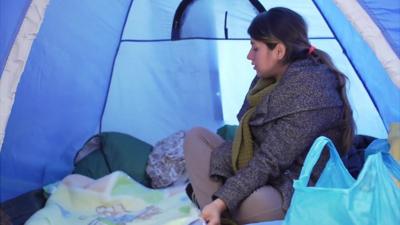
[331,0,399,88]
[0,0,50,149]
[123,0,181,40]
[314,0,400,129]
[179,0,258,39]
[101,40,224,145]
[123,0,334,40]
[0,0,31,75]
[260,0,333,38]
[0,0,132,202]
[358,0,400,57]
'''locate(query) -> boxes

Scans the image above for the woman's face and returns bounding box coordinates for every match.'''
[247,39,283,79]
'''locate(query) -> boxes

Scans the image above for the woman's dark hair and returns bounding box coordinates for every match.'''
[248,7,355,154]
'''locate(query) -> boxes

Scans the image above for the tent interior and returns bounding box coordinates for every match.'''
[0,0,399,224]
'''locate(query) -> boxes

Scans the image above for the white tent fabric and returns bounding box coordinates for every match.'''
[334,0,400,87]
[0,0,49,147]
[315,0,400,129]
[0,0,398,210]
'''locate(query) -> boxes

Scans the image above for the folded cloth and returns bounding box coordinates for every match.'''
[146,131,188,188]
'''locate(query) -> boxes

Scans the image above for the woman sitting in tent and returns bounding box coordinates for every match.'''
[184,7,355,225]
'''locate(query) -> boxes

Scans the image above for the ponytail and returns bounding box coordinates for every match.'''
[309,48,356,154]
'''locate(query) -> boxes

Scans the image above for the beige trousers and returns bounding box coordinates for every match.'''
[184,127,284,225]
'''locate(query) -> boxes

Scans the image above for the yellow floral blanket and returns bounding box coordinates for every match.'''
[26,171,201,225]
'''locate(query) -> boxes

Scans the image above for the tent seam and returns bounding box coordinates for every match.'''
[0,0,31,76]
[120,37,335,42]
[98,0,135,132]
[334,0,400,87]
[0,0,50,151]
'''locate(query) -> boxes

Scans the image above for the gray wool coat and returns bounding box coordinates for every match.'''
[210,58,345,214]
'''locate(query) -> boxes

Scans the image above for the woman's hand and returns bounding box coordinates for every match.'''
[201,198,227,225]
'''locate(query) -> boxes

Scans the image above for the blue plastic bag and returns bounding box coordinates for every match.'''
[283,136,400,225]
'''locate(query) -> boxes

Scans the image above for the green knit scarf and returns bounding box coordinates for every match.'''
[231,78,278,172]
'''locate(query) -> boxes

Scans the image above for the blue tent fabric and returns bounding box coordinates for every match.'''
[106,0,386,147]
[314,0,400,130]
[359,0,400,57]
[101,40,224,145]
[0,0,132,202]
[0,0,31,77]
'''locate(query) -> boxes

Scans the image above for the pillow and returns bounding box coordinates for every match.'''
[146,131,186,188]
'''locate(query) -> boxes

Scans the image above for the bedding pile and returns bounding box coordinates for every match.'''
[25,171,200,225]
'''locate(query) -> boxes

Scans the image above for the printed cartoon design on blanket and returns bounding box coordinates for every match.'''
[88,204,134,225]
[25,171,200,225]
[88,204,161,225]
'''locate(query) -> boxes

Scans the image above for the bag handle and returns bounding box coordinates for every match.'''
[296,136,350,187]
[365,139,400,180]
[383,153,400,180]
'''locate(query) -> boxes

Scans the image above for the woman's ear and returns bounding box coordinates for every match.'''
[274,43,286,60]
